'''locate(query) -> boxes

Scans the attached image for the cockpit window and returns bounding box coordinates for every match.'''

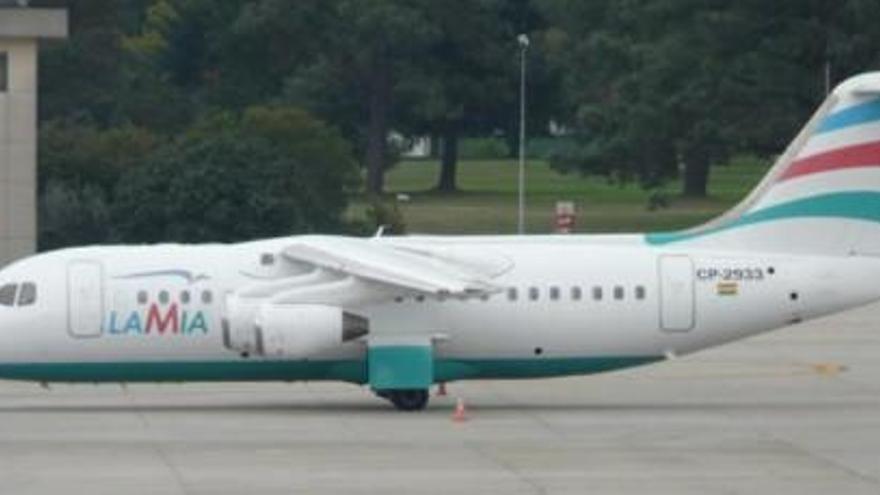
[0,284,17,306]
[18,282,36,306]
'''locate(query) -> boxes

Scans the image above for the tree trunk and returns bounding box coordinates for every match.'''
[365,55,391,196]
[429,135,440,159]
[436,129,459,192]
[682,152,710,198]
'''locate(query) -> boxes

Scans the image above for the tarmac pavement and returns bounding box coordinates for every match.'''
[1,303,880,494]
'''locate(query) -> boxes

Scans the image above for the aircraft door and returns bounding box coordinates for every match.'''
[658,255,695,332]
[67,261,104,338]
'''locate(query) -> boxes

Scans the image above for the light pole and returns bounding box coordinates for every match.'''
[517,33,529,235]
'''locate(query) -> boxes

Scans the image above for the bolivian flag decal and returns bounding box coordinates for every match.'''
[716,281,739,296]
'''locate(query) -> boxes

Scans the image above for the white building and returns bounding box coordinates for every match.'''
[0,6,67,267]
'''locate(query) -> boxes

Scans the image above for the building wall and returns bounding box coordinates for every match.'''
[0,39,37,267]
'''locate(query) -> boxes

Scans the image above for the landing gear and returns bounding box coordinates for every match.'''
[378,389,430,411]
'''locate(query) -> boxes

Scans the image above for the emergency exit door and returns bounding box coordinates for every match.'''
[659,255,695,331]
[67,261,104,338]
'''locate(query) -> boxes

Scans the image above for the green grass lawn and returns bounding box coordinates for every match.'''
[351,157,769,235]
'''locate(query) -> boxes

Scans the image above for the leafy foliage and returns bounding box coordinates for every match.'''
[34,0,880,250]
[111,106,358,243]
[38,182,112,251]
[39,121,159,194]
[540,0,880,197]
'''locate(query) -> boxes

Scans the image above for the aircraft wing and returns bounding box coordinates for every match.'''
[281,236,502,296]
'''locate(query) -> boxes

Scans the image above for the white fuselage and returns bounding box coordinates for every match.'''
[0,234,878,384]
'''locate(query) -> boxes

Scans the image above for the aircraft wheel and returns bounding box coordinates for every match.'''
[387,389,429,411]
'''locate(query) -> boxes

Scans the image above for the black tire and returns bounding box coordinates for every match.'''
[387,389,430,411]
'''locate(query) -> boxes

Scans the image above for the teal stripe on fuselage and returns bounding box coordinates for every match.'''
[646,191,880,246]
[818,98,880,134]
[434,356,661,381]
[0,356,661,384]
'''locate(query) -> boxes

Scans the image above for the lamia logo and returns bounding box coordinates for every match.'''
[105,303,209,336]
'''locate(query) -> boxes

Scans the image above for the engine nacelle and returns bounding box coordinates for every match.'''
[223,296,262,354]
[254,304,369,359]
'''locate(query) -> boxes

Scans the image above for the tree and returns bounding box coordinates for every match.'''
[111,106,359,243]
[39,0,197,131]
[37,120,161,249]
[540,1,740,196]
[38,182,112,251]
[281,1,437,196]
[395,0,517,192]
[38,0,129,124]
[207,0,332,109]
[39,120,159,194]
[541,0,880,198]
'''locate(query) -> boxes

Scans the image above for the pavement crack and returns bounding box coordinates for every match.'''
[123,386,192,495]
[465,440,547,495]
[770,433,880,489]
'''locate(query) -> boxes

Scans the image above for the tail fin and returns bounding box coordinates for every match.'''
[649,72,880,255]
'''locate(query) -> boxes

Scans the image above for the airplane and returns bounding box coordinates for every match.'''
[2,73,880,411]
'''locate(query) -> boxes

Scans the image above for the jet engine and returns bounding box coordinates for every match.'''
[223,296,262,354]
[254,304,369,359]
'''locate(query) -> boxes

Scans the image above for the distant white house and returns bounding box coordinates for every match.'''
[389,132,432,159]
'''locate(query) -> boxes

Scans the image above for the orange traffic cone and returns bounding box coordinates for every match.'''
[437,382,448,396]
[452,397,467,422]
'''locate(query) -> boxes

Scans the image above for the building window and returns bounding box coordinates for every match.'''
[614,286,624,300]
[18,282,36,306]
[571,287,582,301]
[0,53,7,92]
[507,287,518,301]
[0,283,16,306]
[635,286,646,300]
[529,287,540,301]
[592,286,603,301]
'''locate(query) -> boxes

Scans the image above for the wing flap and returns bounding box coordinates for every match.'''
[281,236,500,296]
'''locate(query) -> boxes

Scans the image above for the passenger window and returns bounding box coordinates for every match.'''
[507,288,518,301]
[0,283,17,306]
[201,290,213,304]
[18,282,36,306]
[260,253,275,266]
[159,290,170,304]
[635,286,646,300]
[571,287,582,301]
[592,286,603,301]
[549,287,560,301]
[415,295,425,303]
[614,286,624,300]
[137,290,148,305]
[181,290,191,304]
[529,287,539,301]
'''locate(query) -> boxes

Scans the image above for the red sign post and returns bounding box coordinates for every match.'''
[555,201,576,234]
